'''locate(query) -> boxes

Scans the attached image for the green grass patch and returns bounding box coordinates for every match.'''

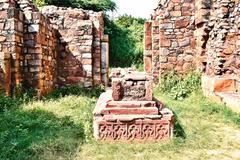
[0,84,240,159]
[76,92,240,160]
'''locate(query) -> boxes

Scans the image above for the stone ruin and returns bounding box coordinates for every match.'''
[144,0,240,111]
[93,69,174,141]
[0,0,239,142]
[0,0,109,96]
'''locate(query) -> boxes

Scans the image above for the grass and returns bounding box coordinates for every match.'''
[0,88,240,159]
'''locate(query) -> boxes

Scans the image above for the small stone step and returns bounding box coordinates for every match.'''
[106,100,163,108]
[100,107,159,115]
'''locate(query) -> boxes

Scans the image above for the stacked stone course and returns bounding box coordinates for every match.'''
[19,1,57,96]
[0,0,109,96]
[0,0,25,96]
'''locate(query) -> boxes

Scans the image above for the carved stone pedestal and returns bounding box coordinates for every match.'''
[93,91,174,141]
[93,71,174,141]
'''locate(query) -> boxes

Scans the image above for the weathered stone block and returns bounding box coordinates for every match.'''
[170,11,181,17]
[112,71,153,101]
[175,19,190,29]
[160,37,171,47]
[144,56,152,73]
[202,75,237,93]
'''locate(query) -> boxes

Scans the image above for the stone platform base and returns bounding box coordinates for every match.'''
[93,91,174,141]
[202,75,240,112]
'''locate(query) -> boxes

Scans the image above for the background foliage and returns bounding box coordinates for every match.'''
[158,71,202,100]
[33,0,116,11]
[105,15,145,68]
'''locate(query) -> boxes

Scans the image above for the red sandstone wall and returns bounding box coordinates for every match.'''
[22,12,57,96]
[41,6,108,88]
[144,0,196,82]
[0,0,24,96]
[145,0,240,82]
[204,0,240,78]
[200,0,240,97]
[0,0,109,96]
[41,6,94,88]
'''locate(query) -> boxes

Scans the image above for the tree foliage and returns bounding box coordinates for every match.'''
[105,15,145,67]
[33,0,116,11]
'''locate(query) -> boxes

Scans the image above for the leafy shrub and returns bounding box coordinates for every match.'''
[33,0,116,11]
[158,71,202,100]
[105,15,145,68]
[0,96,21,112]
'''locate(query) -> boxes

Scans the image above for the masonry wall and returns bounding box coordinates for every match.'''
[0,0,109,96]
[144,0,240,83]
[0,0,24,96]
[199,0,240,96]
[41,6,108,87]
[144,0,196,82]
[18,1,57,96]
[204,0,240,78]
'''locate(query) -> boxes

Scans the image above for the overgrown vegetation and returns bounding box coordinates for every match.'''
[158,71,202,100]
[0,75,240,159]
[33,0,116,11]
[0,86,102,159]
[0,95,20,112]
[105,15,145,68]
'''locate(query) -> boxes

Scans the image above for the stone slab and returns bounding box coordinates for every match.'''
[106,100,163,108]
[99,107,159,115]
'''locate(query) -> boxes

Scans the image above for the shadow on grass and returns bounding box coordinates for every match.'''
[0,108,85,160]
[173,112,186,139]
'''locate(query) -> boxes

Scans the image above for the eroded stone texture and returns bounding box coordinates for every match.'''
[95,117,173,141]
[93,71,174,141]
[112,71,153,101]
[204,0,240,78]
[198,0,240,110]
[0,0,24,96]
